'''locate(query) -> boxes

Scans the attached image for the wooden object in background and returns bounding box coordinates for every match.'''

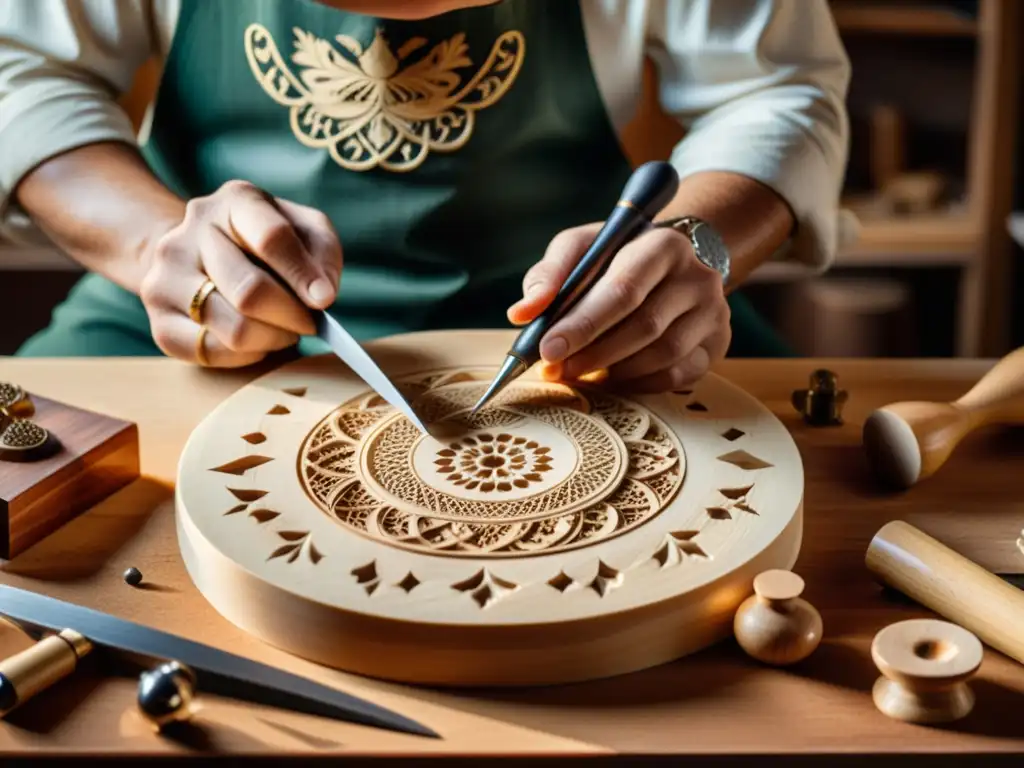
[871,618,982,724]
[862,345,1024,489]
[958,0,1020,356]
[830,0,1021,357]
[865,520,1024,667]
[869,103,905,189]
[175,330,805,687]
[732,569,822,666]
[781,277,916,357]
[0,394,139,559]
[880,172,947,216]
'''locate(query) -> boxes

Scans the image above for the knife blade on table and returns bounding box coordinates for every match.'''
[0,586,438,738]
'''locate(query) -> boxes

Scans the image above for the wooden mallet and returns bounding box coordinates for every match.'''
[862,346,1024,489]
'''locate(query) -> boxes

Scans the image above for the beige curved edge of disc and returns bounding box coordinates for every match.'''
[176,496,802,687]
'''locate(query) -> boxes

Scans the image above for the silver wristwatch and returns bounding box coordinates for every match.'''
[655,216,731,285]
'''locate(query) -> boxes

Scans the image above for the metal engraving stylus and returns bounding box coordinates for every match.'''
[470,161,681,415]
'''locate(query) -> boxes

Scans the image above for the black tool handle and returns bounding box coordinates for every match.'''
[510,161,679,364]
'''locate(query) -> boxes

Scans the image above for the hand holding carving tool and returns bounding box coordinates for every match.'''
[0,628,92,717]
[862,345,1024,489]
[0,586,438,738]
[865,520,1024,666]
[471,161,681,415]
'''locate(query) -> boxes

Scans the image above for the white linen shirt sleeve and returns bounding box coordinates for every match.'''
[647,0,851,273]
[0,0,160,242]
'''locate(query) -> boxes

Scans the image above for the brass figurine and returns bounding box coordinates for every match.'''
[0,383,60,462]
[792,369,847,426]
[0,383,34,433]
[0,419,57,463]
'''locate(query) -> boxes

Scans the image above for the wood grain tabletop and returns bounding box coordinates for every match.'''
[0,354,1022,760]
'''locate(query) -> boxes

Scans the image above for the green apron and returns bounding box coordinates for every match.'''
[17,0,792,359]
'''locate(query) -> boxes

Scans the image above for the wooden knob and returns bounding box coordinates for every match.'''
[863,346,1024,489]
[733,570,823,666]
[871,619,982,723]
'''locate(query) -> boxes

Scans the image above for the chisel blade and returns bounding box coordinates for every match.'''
[0,586,438,739]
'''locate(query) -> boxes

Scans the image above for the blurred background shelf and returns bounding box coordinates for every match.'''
[820,0,1020,358]
[837,212,978,265]
[831,2,978,36]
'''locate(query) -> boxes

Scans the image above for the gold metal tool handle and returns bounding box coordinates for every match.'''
[0,629,93,716]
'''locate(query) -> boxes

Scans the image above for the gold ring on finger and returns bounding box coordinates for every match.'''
[195,325,211,367]
[189,278,218,324]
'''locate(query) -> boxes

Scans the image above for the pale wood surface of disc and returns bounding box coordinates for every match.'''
[2,352,1024,757]
[174,331,804,686]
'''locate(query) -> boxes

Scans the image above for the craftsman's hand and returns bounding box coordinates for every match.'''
[139,180,343,367]
[508,223,731,393]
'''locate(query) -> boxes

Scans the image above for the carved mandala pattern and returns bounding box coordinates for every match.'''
[435,433,553,493]
[298,369,685,557]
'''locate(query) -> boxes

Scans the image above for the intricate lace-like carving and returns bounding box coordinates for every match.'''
[298,370,685,556]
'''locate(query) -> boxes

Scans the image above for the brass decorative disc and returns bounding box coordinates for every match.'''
[0,420,48,452]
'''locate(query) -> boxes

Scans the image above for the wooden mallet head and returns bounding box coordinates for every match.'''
[862,347,1024,489]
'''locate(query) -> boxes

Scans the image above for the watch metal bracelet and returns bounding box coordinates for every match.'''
[655,215,731,285]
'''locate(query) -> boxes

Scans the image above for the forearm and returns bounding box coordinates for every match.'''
[655,170,795,290]
[13,141,186,294]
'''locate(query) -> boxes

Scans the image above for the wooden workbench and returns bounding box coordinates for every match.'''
[0,356,1022,761]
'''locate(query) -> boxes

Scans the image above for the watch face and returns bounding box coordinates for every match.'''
[692,223,730,283]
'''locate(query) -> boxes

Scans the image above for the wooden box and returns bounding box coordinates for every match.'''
[0,394,139,559]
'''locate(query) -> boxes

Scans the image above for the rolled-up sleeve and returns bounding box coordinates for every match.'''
[0,0,155,238]
[647,0,851,273]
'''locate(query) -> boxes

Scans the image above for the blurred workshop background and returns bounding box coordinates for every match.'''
[0,0,1021,359]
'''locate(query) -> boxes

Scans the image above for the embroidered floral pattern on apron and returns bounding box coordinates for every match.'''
[244,24,525,172]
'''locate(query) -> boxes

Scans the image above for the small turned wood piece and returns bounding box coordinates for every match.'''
[791,369,847,426]
[871,619,982,724]
[863,346,1024,489]
[733,570,822,666]
[137,660,197,729]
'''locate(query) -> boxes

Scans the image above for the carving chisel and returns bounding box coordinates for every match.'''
[312,310,434,436]
[242,253,434,436]
[471,161,681,414]
[0,586,438,738]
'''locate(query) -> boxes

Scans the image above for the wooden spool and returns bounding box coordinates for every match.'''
[175,330,804,687]
[871,619,982,724]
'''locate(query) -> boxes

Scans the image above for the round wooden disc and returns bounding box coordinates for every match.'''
[176,330,804,686]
